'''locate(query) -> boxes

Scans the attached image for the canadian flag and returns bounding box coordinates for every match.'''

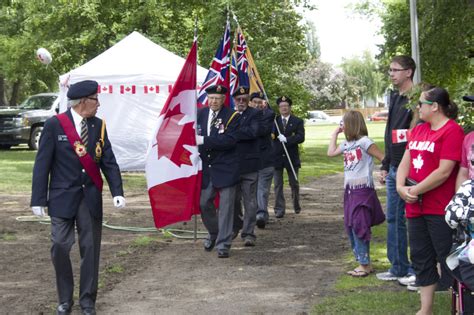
[98,85,113,94]
[120,85,136,94]
[145,39,202,228]
[144,85,160,94]
[392,129,411,144]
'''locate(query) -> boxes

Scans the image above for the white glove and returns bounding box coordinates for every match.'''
[277,134,287,143]
[196,135,204,145]
[32,206,46,217]
[113,196,126,209]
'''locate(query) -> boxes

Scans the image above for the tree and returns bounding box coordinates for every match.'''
[354,0,473,128]
[298,59,349,109]
[340,51,384,108]
[305,20,321,59]
[0,0,314,116]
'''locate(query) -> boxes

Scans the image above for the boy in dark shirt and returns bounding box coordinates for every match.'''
[376,55,417,283]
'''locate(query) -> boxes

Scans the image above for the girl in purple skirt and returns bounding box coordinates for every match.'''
[328,110,386,277]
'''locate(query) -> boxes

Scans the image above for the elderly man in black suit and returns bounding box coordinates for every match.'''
[272,96,305,218]
[31,80,125,315]
[231,86,263,246]
[196,84,240,258]
[249,92,275,229]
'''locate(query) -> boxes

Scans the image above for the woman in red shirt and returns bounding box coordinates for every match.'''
[396,86,464,315]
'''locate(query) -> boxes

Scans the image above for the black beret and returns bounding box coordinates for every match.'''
[205,84,227,95]
[232,86,250,97]
[250,91,266,101]
[276,96,292,106]
[67,80,99,100]
[463,95,474,102]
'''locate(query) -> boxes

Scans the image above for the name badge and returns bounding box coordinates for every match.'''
[58,135,68,142]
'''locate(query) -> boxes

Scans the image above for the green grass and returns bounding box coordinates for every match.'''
[312,291,450,315]
[0,231,17,241]
[131,235,157,247]
[105,264,124,274]
[300,123,386,182]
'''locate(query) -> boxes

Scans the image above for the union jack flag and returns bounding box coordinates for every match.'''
[235,27,249,88]
[229,49,239,109]
[197,19,231,108]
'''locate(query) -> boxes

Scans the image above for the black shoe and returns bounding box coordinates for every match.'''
[256,215,266,229]
[294,208,301,214]
[203,238,216,252]
[217,249,229,258]
[81,308,96,315]
[56,302,73,315]
[275,211,284,218]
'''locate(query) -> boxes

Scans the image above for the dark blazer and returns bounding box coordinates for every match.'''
[258,107,276,170]
[272,114,305,169]
[197,106,240,188]
[31,109,123,219]
[235,106,263,175]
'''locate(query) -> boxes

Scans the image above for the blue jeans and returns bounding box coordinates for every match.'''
[348,228,370,265]
[386,166,413,276]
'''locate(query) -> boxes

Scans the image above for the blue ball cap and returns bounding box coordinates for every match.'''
[67,80,99,100]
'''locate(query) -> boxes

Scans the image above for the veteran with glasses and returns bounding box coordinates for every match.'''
[31,80,125,315]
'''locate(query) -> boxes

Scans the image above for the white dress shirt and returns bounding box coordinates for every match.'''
[71,108,85,136]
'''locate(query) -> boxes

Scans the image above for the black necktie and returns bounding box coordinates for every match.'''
[282,117,287,131]
[81,118,88,147]
[210,111,217,127]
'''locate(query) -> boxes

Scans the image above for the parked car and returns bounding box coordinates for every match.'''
[0,93,59,150]
[368,110,389,122]
[306,110,339,125]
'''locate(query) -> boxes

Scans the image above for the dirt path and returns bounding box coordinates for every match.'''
[0,173,348,314]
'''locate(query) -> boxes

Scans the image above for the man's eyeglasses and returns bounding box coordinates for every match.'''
[234,97,249,102]
[388,68,407,74]
[87,97,99,102]
[208,96,223,101]
[418,100,434,106]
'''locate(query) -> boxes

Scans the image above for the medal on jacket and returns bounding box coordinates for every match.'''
[74,141,87,157]
[95,141,103,162]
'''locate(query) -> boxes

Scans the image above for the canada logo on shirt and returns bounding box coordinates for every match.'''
[344,146,363,171]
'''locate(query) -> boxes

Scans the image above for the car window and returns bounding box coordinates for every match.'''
[19,96,57,110]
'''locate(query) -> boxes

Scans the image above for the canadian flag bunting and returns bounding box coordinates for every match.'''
[144,85,160,94]
[98,85,113,94]
[145,39,202,228]
[392,129,411,144]
[120,85,136,94]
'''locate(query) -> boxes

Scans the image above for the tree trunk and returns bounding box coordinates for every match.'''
[9,80,21,107]
[0,75,6,107]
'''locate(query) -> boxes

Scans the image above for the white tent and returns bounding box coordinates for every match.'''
[59,31,207,171]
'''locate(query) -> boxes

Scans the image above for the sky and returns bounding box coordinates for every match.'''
[300,0,384,65]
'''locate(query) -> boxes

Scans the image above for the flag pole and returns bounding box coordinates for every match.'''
[193,16,198,244]
[231,11,298,181]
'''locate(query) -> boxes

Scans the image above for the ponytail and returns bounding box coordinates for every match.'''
[445,101,458,120]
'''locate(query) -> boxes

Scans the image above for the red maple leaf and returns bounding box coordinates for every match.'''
[155,103,195,167]
[399,133,405,140]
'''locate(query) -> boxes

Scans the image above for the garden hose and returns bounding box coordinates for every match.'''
[15,216,206,239]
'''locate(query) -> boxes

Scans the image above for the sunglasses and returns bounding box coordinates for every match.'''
[418,100,434,106]
[87,97,99,102]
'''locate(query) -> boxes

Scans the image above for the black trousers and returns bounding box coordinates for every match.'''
[408,215,453,287]
[50,198,102,309]
[273,166,300,214]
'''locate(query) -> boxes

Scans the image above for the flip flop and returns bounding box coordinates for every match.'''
[349,269,370,277]
[346,268,373,275]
